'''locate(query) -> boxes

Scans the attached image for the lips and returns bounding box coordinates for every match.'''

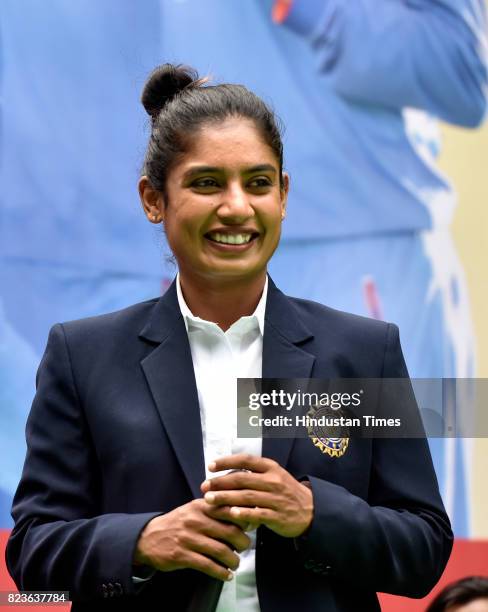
[205,230,260,247]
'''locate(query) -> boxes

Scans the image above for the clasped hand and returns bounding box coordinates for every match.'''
[201,453,313,539]
[133,454,313,582]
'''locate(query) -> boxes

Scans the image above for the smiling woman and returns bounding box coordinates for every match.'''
[138,64,289,330]
[6,63,453,612]
[140,118,287,299]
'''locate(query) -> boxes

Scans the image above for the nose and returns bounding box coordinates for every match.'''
[216,183,255,223]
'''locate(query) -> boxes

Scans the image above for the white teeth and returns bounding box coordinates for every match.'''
[209,233,253,245]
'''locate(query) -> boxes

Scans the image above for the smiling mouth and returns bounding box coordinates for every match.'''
[205,231,260,246]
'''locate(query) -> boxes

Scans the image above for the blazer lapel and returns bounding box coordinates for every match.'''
[262,279,315,468]
[137,277,316,493]
[139,281,206,499]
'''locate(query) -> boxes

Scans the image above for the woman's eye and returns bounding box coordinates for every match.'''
[192,178,219,189]
[248,177,272,189]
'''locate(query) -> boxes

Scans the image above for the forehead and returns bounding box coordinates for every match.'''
[177,118,278,171]
[456,599,488,612]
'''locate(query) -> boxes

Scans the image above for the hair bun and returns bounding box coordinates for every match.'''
[141,64,203,119]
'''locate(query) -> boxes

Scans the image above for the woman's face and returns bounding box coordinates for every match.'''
[142,117,288,286]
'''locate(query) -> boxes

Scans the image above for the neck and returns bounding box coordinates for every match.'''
[179,271,267,331]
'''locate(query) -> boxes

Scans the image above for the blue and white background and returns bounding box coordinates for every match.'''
[1,2,487,593]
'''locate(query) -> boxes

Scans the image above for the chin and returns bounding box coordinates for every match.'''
[204,264,265,281]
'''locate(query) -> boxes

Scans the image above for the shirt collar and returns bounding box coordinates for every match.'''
[176,273,268,336]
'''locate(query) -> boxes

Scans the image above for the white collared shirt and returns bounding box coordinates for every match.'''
[176,274,265,612]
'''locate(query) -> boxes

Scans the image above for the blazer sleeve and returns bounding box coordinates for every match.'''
[5,324,163,603]
[278,0,488,127]
[294,323,453,598]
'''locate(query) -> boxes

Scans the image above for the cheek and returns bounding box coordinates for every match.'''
[262,205,284,234]
[165,210,195,240]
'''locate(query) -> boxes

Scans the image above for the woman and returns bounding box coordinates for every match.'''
[6,64,452,612]
[426,576,488,612]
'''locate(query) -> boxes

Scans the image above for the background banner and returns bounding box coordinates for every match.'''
[1,1,487,609]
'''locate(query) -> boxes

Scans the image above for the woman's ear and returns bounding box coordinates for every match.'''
[280,172,290,220]
[138,176,165,224]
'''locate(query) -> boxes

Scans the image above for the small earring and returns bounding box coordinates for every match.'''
[152,214,159,222]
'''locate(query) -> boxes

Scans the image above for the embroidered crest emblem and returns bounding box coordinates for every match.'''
[306,406,350,458]
[310,435,349,458]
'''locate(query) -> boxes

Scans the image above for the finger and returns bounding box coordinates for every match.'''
[191,507,250,549]
[208,454,277,474]
[192,535,241,572]
[201,470,251,494]
[205,521,251,553]
[202,471,276,493]
[184,501,236,533]
[229,505,275,526]
[207,504,262,531]
[178,550,234,582]
[185,502,247,545]
[205,504,253,531]
[211,505,271,530]
[204,489,278,510]
[199,505,251,551]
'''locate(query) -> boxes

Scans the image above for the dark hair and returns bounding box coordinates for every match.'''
[426,577,488,612]
[140,63,284,200]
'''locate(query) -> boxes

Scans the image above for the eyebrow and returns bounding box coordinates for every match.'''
[182,164,277,179]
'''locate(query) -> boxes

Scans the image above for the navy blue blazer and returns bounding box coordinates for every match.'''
[6,278,452,611]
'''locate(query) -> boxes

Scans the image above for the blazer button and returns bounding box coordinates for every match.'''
[304,559,316,570]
